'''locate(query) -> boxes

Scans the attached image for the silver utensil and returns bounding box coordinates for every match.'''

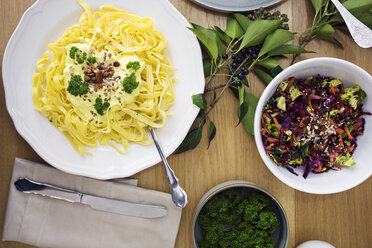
[15,178,168,218]
[331,0,372,48]
[149,128,188,208]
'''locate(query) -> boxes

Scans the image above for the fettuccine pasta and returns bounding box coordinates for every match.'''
[32,0,175,154]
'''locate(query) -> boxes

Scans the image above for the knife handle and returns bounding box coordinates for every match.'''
[15,178,83,203]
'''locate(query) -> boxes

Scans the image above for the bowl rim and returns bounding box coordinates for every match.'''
[254,57,372,194]
[192,180,289,248]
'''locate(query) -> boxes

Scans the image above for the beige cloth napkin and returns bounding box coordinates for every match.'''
[2,158,182,248]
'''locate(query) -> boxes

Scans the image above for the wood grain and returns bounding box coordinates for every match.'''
[0,1,371,248]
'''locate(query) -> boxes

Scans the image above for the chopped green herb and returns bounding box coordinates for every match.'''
[76,52,87,64]
[87,56,96,64]
[126,61,140,71]
[122,72,139,94]
[69,46,79,59]
[197,189,278,248]
[94,97,110,115]
[67,75,89,96]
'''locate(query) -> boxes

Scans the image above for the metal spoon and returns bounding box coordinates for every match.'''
[330,0,372,48]
[149,128,188,208]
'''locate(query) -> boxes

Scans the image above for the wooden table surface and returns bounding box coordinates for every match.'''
[1,0,371,247]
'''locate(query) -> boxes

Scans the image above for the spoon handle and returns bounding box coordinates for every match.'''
[149,128,188,208]
[330,0,372,48]
[150,128,177,186]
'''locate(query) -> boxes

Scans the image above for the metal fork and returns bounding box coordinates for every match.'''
[149,128,187,208]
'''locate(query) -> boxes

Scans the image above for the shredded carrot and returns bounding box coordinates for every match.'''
[261,116,266,135]
[358,132,364,135]
[285,77,295,91]
[340,84,344,94]
[272,116,281,132]
[267,137,279,143]
[308,98,313,109]
[314,164,322,172]
[346,146,351,152]
[334,152,339,158]
[329,119,336,126]
[354,122,363,128]
[330,84,336,95]
[345,126,353,140]
[339,133,344,147]
[336,128,345,134]
[335,164,342,170]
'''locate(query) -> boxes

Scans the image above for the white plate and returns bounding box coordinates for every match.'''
[254,58,372,194]
[189,0,282,13]
[3,0,204,179]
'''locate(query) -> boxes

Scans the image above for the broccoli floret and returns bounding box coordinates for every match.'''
[247,193,270,211]
[224,187,243,206]
[122,72,139,94]
[204,194,230,218]
[126,61,141,71]
[248,230,274,248]
[198,239,215,248]
[257,211,279,233]
[244,203,260,224]
[87,56,96,64]
[204,223,224,245]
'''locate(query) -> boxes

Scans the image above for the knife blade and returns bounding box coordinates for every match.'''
[14,178,167,218]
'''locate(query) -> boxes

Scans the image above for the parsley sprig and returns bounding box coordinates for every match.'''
[67,75,89,96]
[126,61,140,71]
[122,72,139,94]
[94,97,110,115]
[69,46,87,64]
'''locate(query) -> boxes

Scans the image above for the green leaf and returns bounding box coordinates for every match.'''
[358,11,372,26]
[238,102,249,125]
[252,67,273,84]
[241,93,259,135]
[311,0,324,14]
[176,125,203,154]
[317,23,335,36]
[225,15,244,39]
[214,26,232,45]
[331,1,372,23]
[316,33,343,48]
[241,77,249,87]
[239,20,282,51]
[208,121,216,148]
[210,90,216,107]
[203,59,212,77]
[256,58,280,70]
[237,86,248,125]
[258,29,293,58]
[268,44,315,57]
[270,65,283,78]
[189,24,219,59]
[192,94,206,109]
[233,13,252,31]
[215,35,225,56]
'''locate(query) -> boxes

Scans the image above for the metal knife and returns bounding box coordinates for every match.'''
[14,178,167,218]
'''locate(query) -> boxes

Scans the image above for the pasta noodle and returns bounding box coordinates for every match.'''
[32,0,175,154]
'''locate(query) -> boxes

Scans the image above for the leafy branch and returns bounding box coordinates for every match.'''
[292,0,372,64]
[176,9,313,154]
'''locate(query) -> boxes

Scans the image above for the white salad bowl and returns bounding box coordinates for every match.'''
[254,57,372,194]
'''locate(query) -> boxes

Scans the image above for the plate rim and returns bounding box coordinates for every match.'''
[189,0,282,13]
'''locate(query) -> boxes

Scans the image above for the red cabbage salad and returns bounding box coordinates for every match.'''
[261,76,370,178]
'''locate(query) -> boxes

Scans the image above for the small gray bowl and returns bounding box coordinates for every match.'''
[192,180,289,248]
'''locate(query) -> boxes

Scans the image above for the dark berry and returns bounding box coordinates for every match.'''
[236,57,242,64]
[237,72,245,80]
[242,68,249,75]
[222,54,228,60]
[231,54,237,59]
[247,48,253,55]
[254,47,260,53]
[234,81,242,87]
[241,48,247,54]
[232,62,238,69]
[251,53,258,59]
